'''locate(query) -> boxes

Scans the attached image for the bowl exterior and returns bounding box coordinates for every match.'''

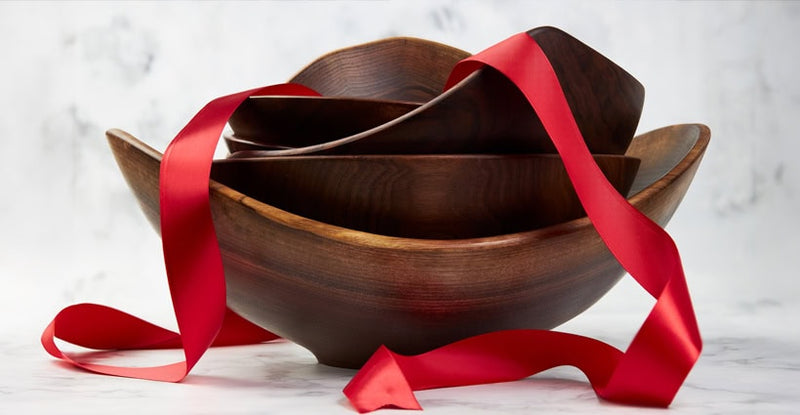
[216,196,625,367]
[107,124,708,369]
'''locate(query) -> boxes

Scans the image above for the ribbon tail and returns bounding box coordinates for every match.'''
[344,330,624,413]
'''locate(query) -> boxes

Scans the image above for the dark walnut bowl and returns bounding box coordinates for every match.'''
[224,27,644,157]
[106,123,709,368]
[209,153,640,239]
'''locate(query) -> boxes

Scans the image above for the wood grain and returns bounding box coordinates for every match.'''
[528,26,644,155]
[225,97,419,152]
[227,27,644,157]
[211,154,639,239]
[106,123,708,368]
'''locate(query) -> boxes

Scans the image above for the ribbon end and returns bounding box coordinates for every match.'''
[343,346,422,413]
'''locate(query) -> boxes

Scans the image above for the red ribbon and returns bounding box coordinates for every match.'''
[42,32,701,411]
[344,33,702,411]
[41,83,319,381]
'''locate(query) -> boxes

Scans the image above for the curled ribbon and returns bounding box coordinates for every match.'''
[42,31,701,411]
[41,83,319,381]
[344,32,702,411]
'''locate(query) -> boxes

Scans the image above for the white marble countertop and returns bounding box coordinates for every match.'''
[4,278,798,414]
[2,1,799,414]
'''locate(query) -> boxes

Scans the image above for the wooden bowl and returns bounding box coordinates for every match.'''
[224,97,420,153]
[287,37,470,103]
[106,123,709,368]
[225,27,644,157]
[224,36,465,152]
[210,154,640,239]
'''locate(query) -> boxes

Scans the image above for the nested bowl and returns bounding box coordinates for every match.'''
[210,154,639,239]
[106,123,709,368]
[224,27,645,157]
[223,97,421,153]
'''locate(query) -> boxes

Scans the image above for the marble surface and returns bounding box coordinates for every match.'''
[1,1,799,413]
[4,280,799,414]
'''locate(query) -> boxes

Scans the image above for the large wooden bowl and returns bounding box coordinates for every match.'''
[106,124,708,368]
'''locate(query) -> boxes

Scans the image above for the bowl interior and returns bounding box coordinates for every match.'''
[288,37,471,102]
[210,154,640,239]
[226,96,420,153]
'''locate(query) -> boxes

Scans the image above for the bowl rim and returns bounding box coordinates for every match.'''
[287,36,471,84]
[225,70,485,158]
[206,123,710,250]
[217,152,637,163]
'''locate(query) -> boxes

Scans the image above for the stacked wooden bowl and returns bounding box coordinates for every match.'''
[108,27,709,368]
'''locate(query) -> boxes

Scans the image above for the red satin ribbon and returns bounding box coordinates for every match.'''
[344,32,702,411]
[42,31,701,411]
[41,83,319,381]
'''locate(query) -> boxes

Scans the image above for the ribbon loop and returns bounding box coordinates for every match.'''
[41,83,319,381]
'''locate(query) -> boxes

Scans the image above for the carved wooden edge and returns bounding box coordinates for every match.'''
[105,123,709,251]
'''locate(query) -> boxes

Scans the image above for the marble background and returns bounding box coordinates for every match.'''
[1,1,798,413]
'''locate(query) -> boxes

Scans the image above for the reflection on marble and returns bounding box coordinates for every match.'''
[1,1,799,413]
